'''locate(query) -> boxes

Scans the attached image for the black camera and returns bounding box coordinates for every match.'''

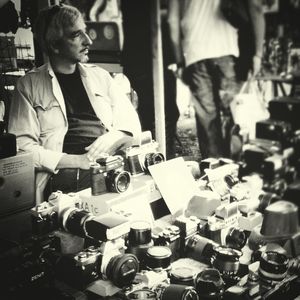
[224,251,300,299]
[125,138,165,175]
[1,234,61,298]
[90,155,131,196]
[54,241,139,289]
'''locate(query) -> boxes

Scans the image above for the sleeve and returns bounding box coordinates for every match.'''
[105,72,142,143]
[8,77,64,172]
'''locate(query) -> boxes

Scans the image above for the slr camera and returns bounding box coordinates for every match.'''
[90,154,131,196]
[125,136,165,175]
[54,240,139,289]
[224,251,300,299]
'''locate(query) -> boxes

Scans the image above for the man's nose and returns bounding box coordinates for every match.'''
[83,32,92,45]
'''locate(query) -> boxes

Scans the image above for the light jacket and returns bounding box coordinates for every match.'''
[8,62,141,203]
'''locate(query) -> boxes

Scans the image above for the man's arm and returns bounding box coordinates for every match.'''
[248,0,265,78]
[167,0,184,75]
[9,77,91,171]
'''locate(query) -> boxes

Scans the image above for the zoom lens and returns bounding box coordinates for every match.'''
[259,251,289,281]
[106,253,139,288]
[61,208,92,238]
[106,170,131,193]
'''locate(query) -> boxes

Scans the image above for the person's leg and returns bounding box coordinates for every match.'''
[183,60,224,159]
[214,56,239,157]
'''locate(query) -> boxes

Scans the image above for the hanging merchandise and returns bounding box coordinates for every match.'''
[230,80,270,140]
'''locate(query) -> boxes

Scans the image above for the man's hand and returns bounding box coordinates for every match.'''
[248,55,262,80]
[85,131,133,162]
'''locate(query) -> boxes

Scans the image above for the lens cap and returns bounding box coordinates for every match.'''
[107,253,139,288]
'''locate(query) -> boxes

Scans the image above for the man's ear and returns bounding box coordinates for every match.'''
[49,42,60,54]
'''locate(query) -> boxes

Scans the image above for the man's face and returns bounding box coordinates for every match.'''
[55,16,92,64]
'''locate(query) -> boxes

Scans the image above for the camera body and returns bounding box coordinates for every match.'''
[224,253,300,300]
[91,155,131,196]
[201,202,241,247]
[126,140,165,175]
[55,238,139,289]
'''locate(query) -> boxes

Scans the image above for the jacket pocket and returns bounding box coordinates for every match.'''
[34,99,65,134]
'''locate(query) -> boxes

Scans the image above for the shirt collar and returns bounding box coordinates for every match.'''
[46,62,87,78]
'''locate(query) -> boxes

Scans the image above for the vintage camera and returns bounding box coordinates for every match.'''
[174,215,201,257]
[1,234,61,298]
[224,251,300,299]
[201,202,247,249]
[125,133,165,175]
[90,155,131,196]
[34,192,131,242]
[241,139,282,174]
[255,119,293,149]
[54,240,139,289]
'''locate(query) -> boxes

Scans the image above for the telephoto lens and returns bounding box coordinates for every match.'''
[195,268,225,300]
[259,251,289,282]
[185,234,218,264]
[157,284,199,300]
[169,267,197,286]
[60,208,93,238]
[145,246,172,272]
[127,221,154,269]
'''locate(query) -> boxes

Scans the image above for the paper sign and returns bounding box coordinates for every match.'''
[148,157,199,215]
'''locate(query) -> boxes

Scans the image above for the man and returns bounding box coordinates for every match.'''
[168,0,265,159]
[8,4,141,202]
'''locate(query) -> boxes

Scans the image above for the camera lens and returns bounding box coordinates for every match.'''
[145,246,172,271]
[225,228,247,250]
[106,170,131,193]
[127,288,157,299]
[195,268,224,299]
[170,267,196,286]
[259,251,289,281]
[185,234,218,264]
[128,221,152,245]
[160,284,199,300]
[62,208,92,238]
[144,152,165,170]
[105,253,139,288]
[212,246,242,276]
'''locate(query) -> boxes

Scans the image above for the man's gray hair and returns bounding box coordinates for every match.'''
[34,4,82,55]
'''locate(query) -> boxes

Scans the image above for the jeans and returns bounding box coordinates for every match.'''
[183,56,238,159]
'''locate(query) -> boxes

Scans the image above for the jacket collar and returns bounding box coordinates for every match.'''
[45,62,88,78]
